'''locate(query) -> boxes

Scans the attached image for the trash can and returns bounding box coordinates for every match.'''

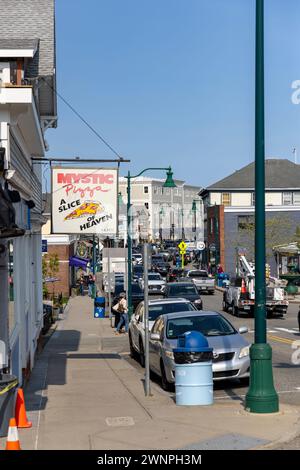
[0,374,18,437]
[174,331,213,406]
[94,297,105,318]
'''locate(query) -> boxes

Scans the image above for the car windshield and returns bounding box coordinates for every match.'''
[133,266,144,273]
[166,315,236,339]
[188,271,208,278]
[132,284,143,294]
[149,302,195,321]
[148,274,162,280]
[168,285,198,296]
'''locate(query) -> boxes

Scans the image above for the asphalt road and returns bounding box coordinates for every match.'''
[124,289,300,407]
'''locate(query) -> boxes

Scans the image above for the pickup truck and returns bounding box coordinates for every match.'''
[185,269,215,294]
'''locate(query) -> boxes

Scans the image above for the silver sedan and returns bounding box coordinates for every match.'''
[149,311,250,391]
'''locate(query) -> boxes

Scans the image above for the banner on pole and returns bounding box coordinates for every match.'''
[51,168,118,235]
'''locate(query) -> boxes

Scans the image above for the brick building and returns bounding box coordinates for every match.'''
[200,159,300,276]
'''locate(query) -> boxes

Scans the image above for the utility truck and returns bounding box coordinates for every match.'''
[223,254,288,317]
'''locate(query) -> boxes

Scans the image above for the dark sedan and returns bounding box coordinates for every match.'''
[163,282,203,310]
[153,262,170,277]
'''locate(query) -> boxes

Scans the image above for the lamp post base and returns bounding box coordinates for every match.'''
[245,343,279,413]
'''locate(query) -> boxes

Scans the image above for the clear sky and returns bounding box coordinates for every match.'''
[45,0,300,188]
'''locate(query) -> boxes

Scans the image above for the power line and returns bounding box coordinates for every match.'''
[41,77,124,161]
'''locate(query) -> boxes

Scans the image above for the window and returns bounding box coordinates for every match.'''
[221,193,231,206]
[166,315,235,340]
[283,192,293,205]
[251,192,255,206]
[294,192,300,205]
[238,215,254,231]
[144,186,149,194]
[153,187,157,195]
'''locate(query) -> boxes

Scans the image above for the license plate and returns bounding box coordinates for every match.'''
[244,306,251,310]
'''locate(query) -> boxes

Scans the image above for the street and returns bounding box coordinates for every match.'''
[124,290,300,407]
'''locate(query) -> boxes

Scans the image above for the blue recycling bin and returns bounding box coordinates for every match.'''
[94,297,105,318]
[174,331,213,406]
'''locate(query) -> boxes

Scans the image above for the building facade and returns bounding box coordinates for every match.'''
[119,177,203,244]
[0,0,57,382]
[200,159,300,276]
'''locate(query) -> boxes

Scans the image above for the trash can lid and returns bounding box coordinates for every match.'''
[174,331,212,353]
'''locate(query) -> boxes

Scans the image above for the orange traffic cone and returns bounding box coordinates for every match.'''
[5,418,21,450]
[15,388,32,428]
[241,279,247,294]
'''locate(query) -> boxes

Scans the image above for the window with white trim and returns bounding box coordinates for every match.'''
[294,192,300,205]
[221,193,231,206]
[283,192,293,205]
[144,186,149,194]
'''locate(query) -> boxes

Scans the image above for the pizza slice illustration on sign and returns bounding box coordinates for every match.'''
[64,201,104,221]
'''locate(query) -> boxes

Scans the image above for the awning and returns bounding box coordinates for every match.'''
[69,256,90,270]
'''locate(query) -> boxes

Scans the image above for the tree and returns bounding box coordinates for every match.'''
[234,214,293,265]
[42,253,60,300]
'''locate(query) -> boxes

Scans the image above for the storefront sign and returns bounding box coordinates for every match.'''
[51,168,118,235]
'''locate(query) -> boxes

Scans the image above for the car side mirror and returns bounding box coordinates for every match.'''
[150,333,161,341]
[238,326,248,334]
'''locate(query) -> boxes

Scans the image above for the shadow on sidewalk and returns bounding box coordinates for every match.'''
[25,330,81,412]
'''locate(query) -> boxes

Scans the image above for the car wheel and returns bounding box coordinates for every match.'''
[139,338,145,368]
[232,303,239,317]
[129,333,135,359]
[222,297,229,312]
[160,361,172,391]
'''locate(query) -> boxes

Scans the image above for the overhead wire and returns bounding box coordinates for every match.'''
[41,77,124,161]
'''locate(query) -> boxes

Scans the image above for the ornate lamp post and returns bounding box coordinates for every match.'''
[126,167,176,318]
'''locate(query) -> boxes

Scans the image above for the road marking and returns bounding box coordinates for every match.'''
[267,335,294,345]
[275,327,298,334]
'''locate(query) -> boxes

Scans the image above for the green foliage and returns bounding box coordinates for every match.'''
[234,215,294,264]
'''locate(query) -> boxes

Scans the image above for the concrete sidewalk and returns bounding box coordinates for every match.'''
[1,296,299,450]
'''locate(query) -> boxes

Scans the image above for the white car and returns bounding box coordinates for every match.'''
[128,298,197,366]
[139,272,166,294]
[132,253,143,265]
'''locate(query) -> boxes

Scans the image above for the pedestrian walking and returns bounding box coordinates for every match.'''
[79,274,85,296]
[114,292,129,334]
[87,274,95,297]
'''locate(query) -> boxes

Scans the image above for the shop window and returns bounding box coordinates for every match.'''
[283,192,293,205]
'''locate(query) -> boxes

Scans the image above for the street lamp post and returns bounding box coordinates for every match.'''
[245,0,278,413]
[192,200,197,242]
[126,167,176,318]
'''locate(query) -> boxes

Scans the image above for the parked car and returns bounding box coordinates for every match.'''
[163,282,203,310]
[185,269,215,294]
[139,272,166,294]
[128,298,197,366]
[149,311,250,390]
[153,261,170,277]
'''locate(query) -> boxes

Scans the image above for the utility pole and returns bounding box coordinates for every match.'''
[245,0,279,414]
[143,243,151,396]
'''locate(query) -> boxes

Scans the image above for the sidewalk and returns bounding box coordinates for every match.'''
[1,296,299,450]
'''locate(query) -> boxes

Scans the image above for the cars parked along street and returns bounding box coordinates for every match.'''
[149,311,250,390]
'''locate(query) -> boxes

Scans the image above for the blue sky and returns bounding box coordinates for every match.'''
[45,0,300,188]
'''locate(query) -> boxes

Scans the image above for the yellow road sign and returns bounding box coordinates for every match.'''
[178,241,187,252]
[179,250,186,255]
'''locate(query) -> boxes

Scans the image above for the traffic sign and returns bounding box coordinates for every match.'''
[179,250,186,255]
[178,241,187,252]
[197,241,205,251]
